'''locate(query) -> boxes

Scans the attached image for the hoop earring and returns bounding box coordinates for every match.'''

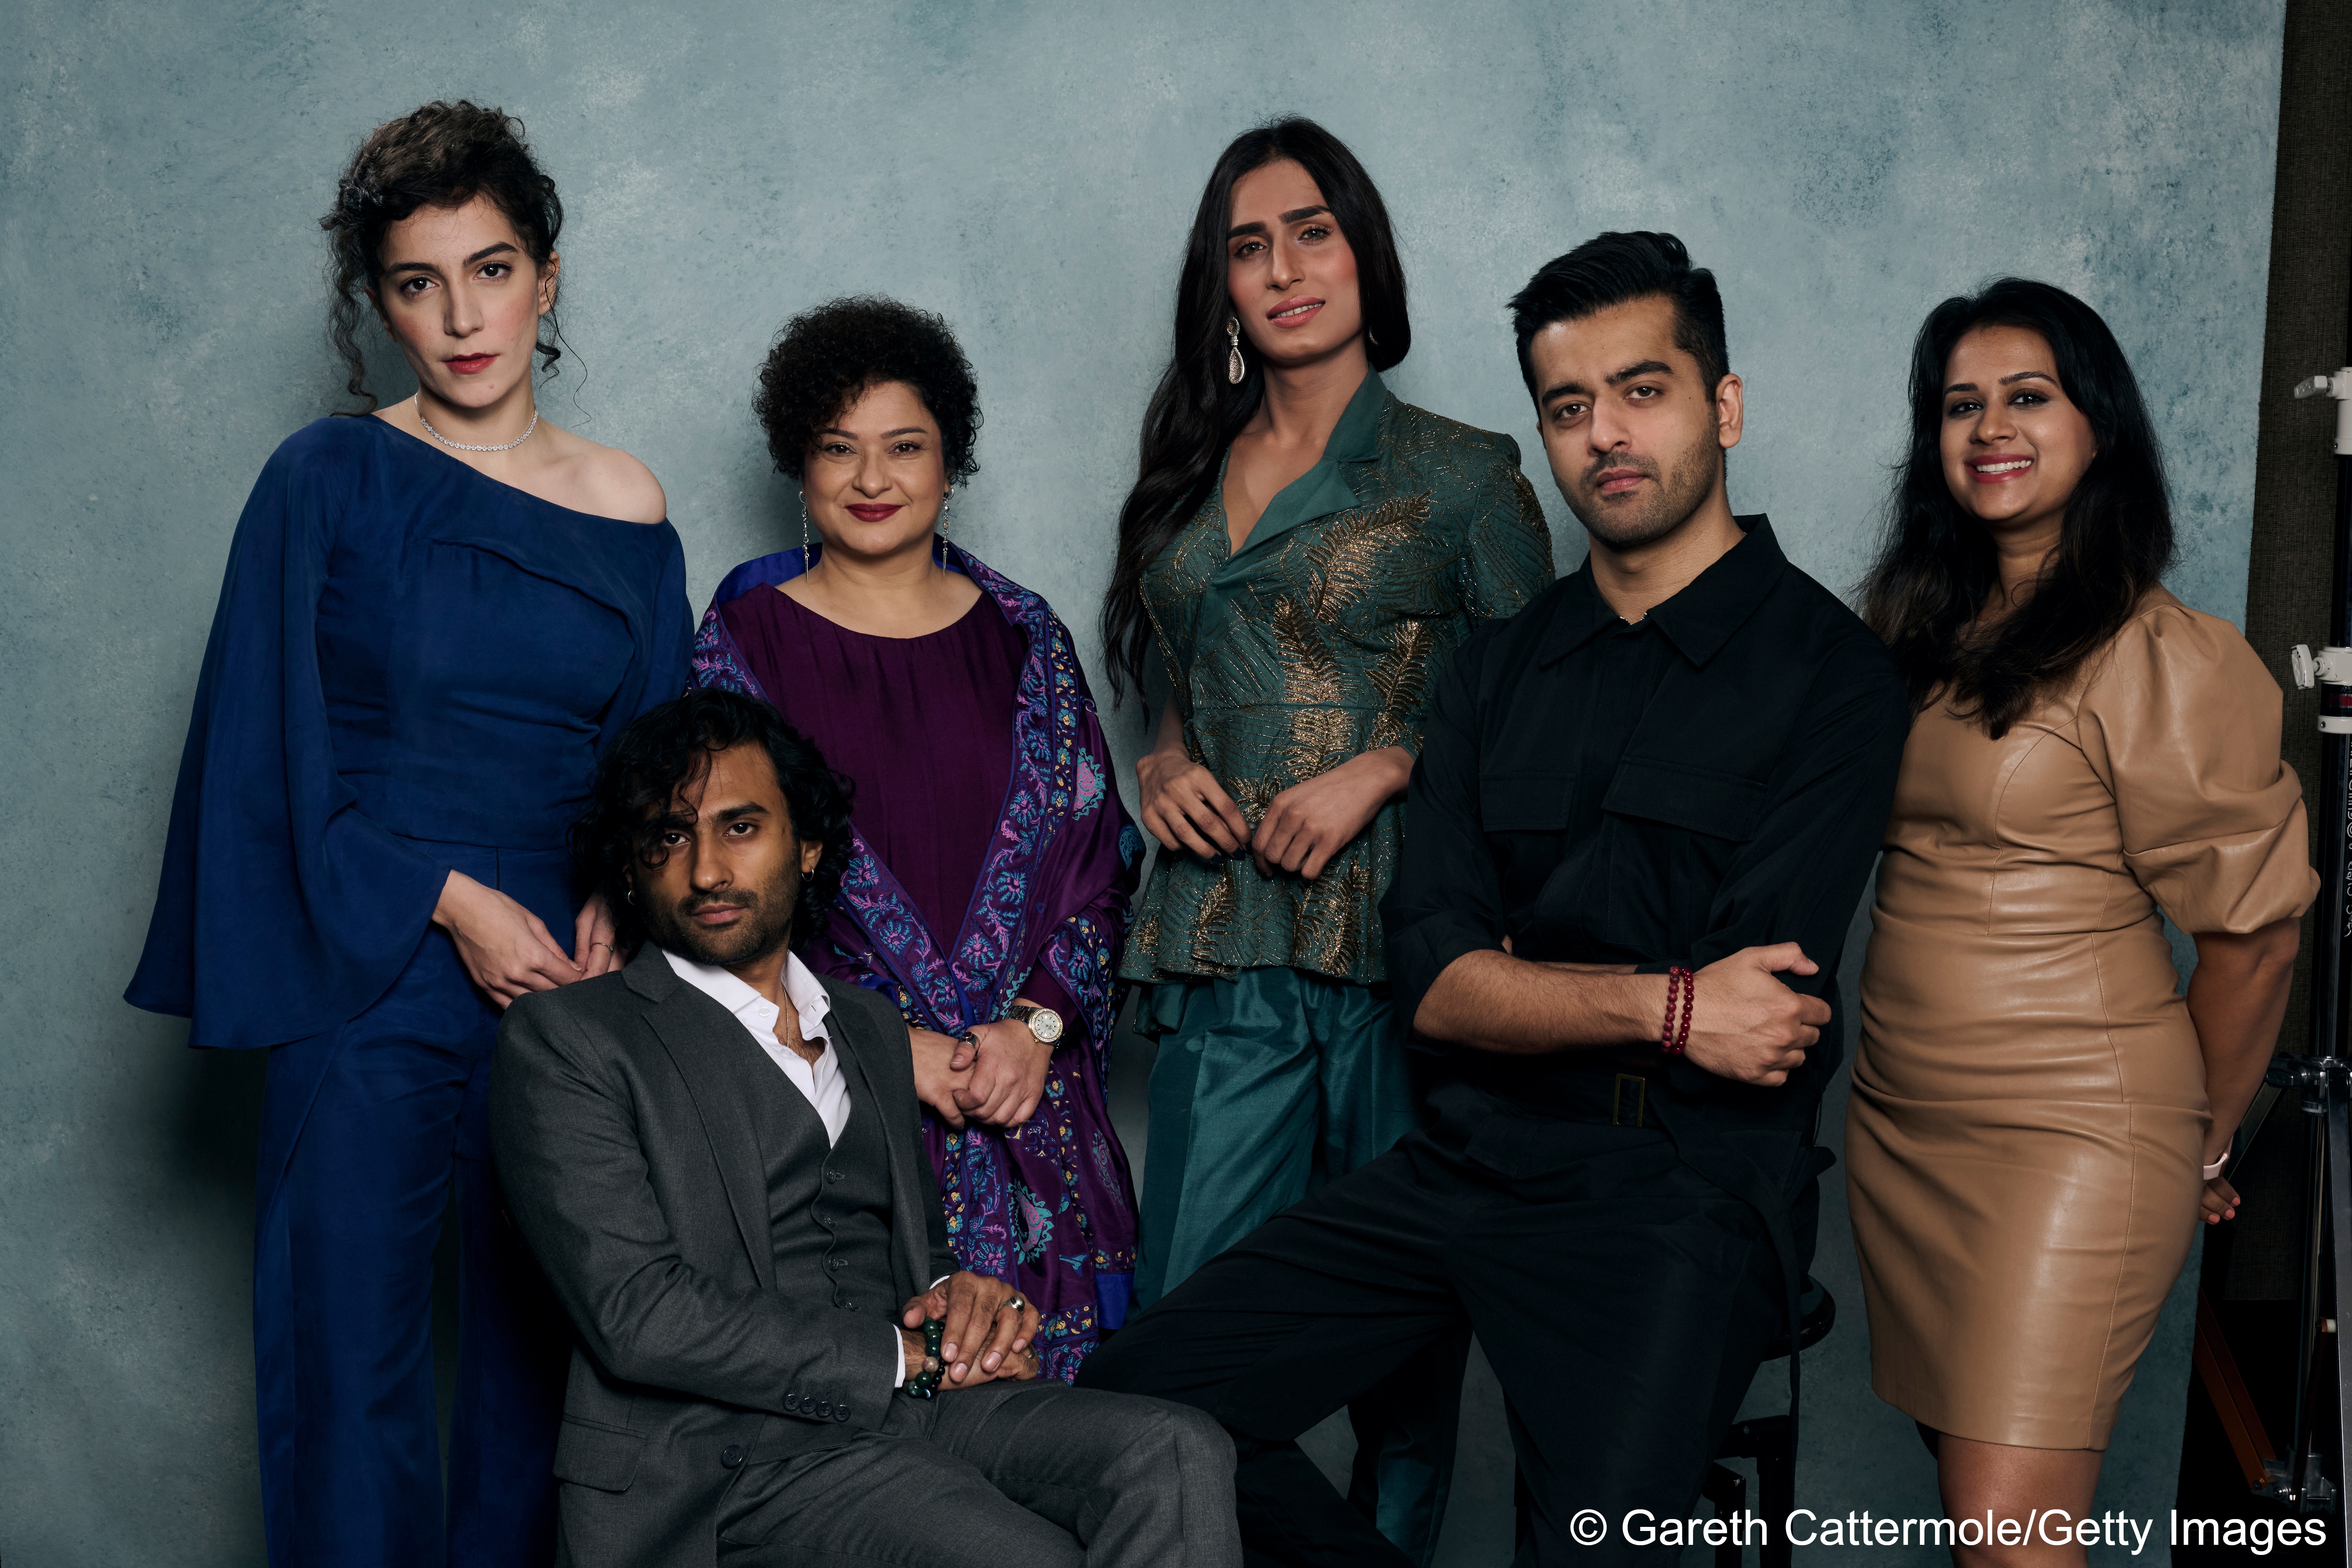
[624,888,635,905]
[1226,317,1245,385]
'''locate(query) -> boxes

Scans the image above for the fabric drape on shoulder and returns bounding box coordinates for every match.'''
[127,426,451,1050]
[693,544,1142,1047]
[2075,596,2318,935]
[127,419,694,1051]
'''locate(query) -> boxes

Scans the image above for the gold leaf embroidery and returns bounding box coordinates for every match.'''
[1291,860,1374,974]
[1228,774,1283,826]
[1305,493,1435,620]
[1368,615,1436,732]
[1269,594,1345,706]
[1124,399,1558,989]
[1187,869,1240,974]
[1282,705,1358,787]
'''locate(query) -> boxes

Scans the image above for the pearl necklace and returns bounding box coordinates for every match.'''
[417,401,538,453]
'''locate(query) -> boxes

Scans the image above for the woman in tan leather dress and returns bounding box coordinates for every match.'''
[1849,279,2313,1562]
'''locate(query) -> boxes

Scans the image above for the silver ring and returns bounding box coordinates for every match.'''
[1006,1296,1025,1312]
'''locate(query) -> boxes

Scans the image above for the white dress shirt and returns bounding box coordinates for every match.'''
[663,945,849,1143]
[660,945,941,1389]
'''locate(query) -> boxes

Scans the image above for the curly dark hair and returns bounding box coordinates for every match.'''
[1860,278,2174,737]
[571,690,856,951]
[320,101,566,414]
[753,296,981,485]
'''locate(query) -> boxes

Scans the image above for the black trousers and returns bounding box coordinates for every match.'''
[1078,1087,1814,1567]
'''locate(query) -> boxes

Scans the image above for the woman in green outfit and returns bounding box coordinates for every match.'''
[1098,117,1552,1563]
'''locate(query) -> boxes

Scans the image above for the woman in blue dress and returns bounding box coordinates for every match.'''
[126,102,691,1567]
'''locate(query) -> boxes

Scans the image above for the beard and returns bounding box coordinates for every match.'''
[638,864,801,969]
[1564,439,1721,549]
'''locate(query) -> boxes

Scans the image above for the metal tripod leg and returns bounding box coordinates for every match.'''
[2332,1090,2352,1566]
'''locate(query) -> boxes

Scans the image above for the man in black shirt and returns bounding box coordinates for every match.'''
[1081,232,1910,1565]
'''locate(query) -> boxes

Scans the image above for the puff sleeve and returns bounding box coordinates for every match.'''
[2077,602,2318,935]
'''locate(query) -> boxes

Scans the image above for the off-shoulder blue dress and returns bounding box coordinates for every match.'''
[127,414,691,1568]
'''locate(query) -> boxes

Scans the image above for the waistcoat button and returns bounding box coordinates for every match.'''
[720,1445,744,1469]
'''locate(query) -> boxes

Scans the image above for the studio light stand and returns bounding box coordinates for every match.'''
[2256,343,2352,1540]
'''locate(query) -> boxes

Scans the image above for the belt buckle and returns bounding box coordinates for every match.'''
[1612,1073,1647,1128]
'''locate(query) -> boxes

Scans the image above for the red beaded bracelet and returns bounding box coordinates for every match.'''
[1661,965,1695,1056]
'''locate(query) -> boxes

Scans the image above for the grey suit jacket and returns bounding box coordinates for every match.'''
[491,945,960,1568]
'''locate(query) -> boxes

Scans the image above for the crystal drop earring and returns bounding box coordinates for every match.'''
[1227,317,1245,385]
[800,493,812,558]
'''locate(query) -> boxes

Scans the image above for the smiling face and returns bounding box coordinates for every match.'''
[370,192,557,413]
[1225,158,1364,369]
[1526,294,1742,550]
[801,379,948,564]
[632,741,822,970]
[1938,324,2096,541]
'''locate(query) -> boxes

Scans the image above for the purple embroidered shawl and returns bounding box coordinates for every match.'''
[692,542,1143,1376]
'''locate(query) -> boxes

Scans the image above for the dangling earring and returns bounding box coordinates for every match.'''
[800,493,813,559]
[938,486,951,537]
[1226,317,1246,385]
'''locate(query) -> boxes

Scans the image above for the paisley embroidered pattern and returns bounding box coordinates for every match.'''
[692,542,1139,1377]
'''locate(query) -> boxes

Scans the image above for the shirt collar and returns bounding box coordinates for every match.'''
[1322,366,1389,464]
[1217,369,1392,567]
[660,945,833,1046]
[1537,514,1787,669]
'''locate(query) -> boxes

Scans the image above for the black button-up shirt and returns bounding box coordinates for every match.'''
[1382,516,1910,1129]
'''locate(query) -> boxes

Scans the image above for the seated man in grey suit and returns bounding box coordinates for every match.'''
[491,688,1239,1568]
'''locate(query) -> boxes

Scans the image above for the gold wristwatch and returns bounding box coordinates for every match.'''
[1004,1004,1064,1044]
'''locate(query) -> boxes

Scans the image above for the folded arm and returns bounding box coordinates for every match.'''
[1389,654,1907,1086]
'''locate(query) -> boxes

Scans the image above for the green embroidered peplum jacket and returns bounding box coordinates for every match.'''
[1122,371,1555,990]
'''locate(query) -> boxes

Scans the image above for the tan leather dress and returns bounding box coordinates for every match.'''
[1848,589,2316,1450]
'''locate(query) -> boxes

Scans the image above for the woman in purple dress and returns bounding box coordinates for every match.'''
[691,297,1143,1378]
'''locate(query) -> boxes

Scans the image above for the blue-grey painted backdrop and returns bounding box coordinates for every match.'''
[0,1,2285,1562]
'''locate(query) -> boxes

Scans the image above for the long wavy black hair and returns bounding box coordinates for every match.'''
[320,101,567,414]
[572,690,855,951]
[1097,117,1410,703]
[1859,278,2173,737]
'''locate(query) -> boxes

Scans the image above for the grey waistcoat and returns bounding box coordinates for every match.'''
[752,1050,901,1336]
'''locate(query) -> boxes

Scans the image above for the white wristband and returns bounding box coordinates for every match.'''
[2202,1151,2230,1182]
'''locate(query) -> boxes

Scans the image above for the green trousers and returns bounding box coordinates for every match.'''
[1136,966,1462,1567]
[1136,966,1416,1302]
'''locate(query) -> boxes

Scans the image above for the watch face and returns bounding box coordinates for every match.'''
[1025,1007,1064,1043]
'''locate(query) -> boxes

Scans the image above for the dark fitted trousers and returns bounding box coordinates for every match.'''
[717,1380,1241,1567]
[254,842,572,1567]
[1080,1087,1812,1567]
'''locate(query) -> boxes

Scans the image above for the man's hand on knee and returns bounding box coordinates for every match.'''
[901,1272,1043,1387]
[1685,944,1831,1086]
